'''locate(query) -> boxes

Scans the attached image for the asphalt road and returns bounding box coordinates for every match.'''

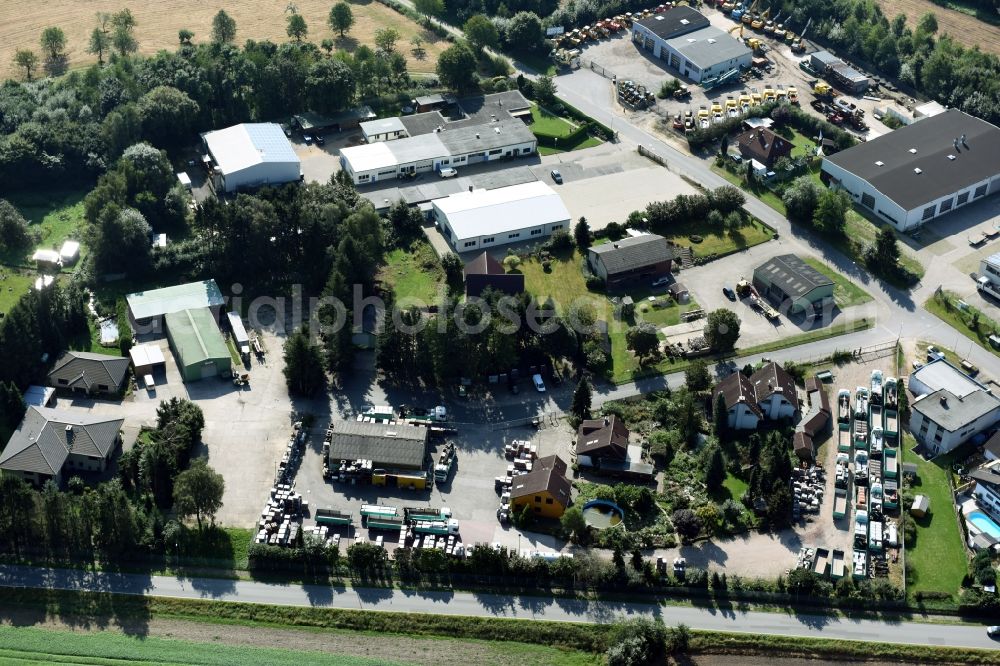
[1,565,996,651]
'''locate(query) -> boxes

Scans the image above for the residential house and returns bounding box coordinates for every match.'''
[712,371,762,430]
[735,127,793,168]
[970,460,1000,525]
[0,407,123,486]
[47,351,130,396]
[749,361,799,421]
[575,416,654,481]
[909,359,1000,455]
[509,455,572,519]
[587,234,675,290]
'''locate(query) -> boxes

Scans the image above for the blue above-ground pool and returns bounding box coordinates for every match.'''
[968,511,1000,540]
[582,499,624,529]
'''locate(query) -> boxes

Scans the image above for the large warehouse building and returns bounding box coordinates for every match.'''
[202,123,301,193]
[821,109,1000,231]
[753,254,834,316]
[432,181,571,252]
[165,308,233,382]
[631,7,751,83]
[127,279,225,334]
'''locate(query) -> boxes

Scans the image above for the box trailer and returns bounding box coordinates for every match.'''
[884,409,898,438]
[361,504,398,520]
[869,404,883,436]
[837,423,852,452]
[314,508,353,526]
[367,516,405,531]
[884,449,898,478]
[831,549,846,579]
[403,506,452,522]
[812,547,830,576]
[854,510,868,549]
[833,487,849,519]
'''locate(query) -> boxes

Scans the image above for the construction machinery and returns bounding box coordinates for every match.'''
[764,11,780,36]
[742,0,759,24]
[752,7,768,30]
[813,81,834,100]
[726,96,740,117]
[787,86,799,105]
[762,85,776,102]
[721,0,736,12]
[791,18,811,53]
[701,67,742,90]
[672,113,685,130]
[774,84,787,102]
[750,88,762,105]
[731,0,748,21]
[673,83,691,99]
[552,48,581,69]
[683,109,694,131]
[739,91,752,111]
[745,37,764,54]
[710,101,724,122]
[697,106,710,129]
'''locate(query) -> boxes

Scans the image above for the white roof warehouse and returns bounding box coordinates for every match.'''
[202,123,301,193]
[340,118,537,185]
[432,181,571,252]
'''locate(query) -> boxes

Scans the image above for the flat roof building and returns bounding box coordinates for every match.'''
[129,343,166,378]
[821,109,1000,231]
[202,123,300,193]
[432,181,570,252]
[360,117,408,143]
[753,254,834,315]
[165,308,232,382]
[127,279,225,334]
[632,8,751,83]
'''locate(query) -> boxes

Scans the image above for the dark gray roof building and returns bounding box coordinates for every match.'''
[47,351,130,395]
[633,7,709,40]
[587,234,674,288]
[327,421,428,470]
[0,407,123,482]
[821,109,1000,231]
[752,254,834,314]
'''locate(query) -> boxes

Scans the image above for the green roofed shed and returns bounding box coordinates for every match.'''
[165,308,232,382]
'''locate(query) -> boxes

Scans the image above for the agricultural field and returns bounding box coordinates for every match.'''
[0,0,447,79]
[875,0,1000,55]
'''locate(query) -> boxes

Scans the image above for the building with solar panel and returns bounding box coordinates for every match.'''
[202,123,301,193]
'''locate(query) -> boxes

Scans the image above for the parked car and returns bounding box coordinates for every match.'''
[302,134,314,145]
[532,374,546,392]
[651,276,670,288]
[439,167,458,178]
[314,134,326,146]
[723,285,736,300]
[729,153,742,164]
[988,625,1000,638]
[550,169,563,184]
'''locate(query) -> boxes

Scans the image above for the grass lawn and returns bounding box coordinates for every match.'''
[179,526,253,570]
[530,103,603,154]
[379,243,443,305]
[711,164,788,216]
[801,258,873,308]
[710,472,749,503]
[2,186,88,269]
[772,126,819,159]
[901,433,969,600]
[513,51,558,76]
[924,290,1000,360]
[0,271,35,315]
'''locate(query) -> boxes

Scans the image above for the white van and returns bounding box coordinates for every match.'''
[438,167,458,178]
[532,374,546,392]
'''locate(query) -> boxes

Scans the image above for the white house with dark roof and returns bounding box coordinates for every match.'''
[821,109,1000,231]
[712,362,799,430]
[0,407,123,486]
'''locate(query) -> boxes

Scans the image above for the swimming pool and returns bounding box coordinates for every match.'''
[968,511,1000,540]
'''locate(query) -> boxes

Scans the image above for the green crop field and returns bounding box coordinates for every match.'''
[0,625,395,666]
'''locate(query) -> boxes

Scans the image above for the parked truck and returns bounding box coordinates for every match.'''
[360,504,398,523]
[831,549,846,579]
[412,519,460,535]
[434,442,456,485]
[854,510,869,549]
[837,389,851,423]
[813,547,830,576]
[884,408,898,438]
[837,423,852,452]
[367,516,405,531]
[869,403,883,435]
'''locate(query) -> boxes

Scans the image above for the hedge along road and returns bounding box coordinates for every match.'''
[0,565,997,650]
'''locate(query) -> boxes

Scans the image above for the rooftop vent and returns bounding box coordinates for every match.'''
[875,160,884,166]
[961,133,968,147]
[680,18,689,24]
[385,431,397,437]
[914,168,922,174]
[475,133,480,139]
[940,395,948,406]
[948,155,956,160]
[708,38,717,44]
[494,127,501,134]
[655,15,665,20]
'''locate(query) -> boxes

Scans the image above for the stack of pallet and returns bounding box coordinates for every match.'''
[254,484,304,546]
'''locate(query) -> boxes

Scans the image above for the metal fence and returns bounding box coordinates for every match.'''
[582,59,616,81]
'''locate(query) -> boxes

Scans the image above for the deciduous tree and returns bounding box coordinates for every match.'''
[436,43,477,92]
[464,15,499,54]
[13,50,38,81]
[374,27,400,54]
[40,27,67,67]
[173,457,225,530]
[626,323,660,364]
[287,13,309,42]
[212,10,237,44]
[328,3,354,37]
[704,309,740,352]
[571,377,592,420]
[87,27,110,65]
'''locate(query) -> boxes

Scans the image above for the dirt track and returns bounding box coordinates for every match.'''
[876,0,1000,55]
